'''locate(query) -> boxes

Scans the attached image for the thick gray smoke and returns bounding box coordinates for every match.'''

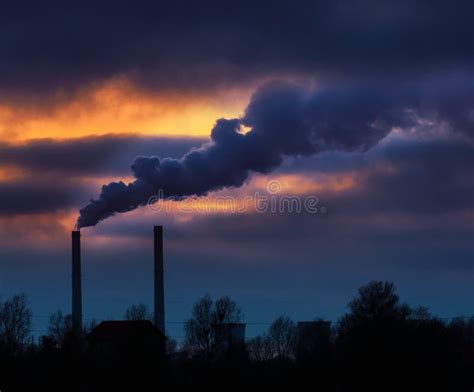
[77,80,470,228]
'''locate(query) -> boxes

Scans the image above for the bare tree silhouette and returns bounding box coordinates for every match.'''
[124,303,152,321]
[248,315,297,361]
[247,335,273,361]
[0,293,32,354]
[184,294,243,357]
[48,310,73,348]
[266,315,297,360]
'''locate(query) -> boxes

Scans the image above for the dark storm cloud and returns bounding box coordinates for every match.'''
[387,140,471,212]
[349,139,474,215]
[278,138,474,216]
[1,0,473,100]
[0,134,204,176]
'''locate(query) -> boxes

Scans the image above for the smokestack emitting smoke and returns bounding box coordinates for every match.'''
[71,230,82,331]
[76,80,453,228]
[154,225,165,334]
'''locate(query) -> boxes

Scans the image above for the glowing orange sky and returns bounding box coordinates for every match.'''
[0,78,252,142]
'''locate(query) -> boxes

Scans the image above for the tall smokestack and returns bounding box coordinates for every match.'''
[154,226,165,334]
[71,230,82,332]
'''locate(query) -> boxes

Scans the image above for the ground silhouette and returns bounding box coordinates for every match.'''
[0,281,472,391]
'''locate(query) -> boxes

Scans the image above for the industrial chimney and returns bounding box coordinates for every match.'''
[154,226,165,334]
[71,230,82,332]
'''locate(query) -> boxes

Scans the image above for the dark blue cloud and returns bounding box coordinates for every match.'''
[278,137,474,216]
[0,178,78,215]
[0,134,204,175]
[354,140,474,214]
[1,1,473,101]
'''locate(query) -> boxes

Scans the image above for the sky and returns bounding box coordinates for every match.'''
[0,0,473,340]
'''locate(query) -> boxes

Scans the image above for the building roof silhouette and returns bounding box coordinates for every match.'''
[90,320,165,341]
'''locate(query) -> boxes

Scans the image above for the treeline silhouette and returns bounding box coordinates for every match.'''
[0,281,472,391]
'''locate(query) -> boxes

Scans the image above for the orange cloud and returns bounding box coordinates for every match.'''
[252,173,358,195]
[0,77,252,142]
[0,211,71,249]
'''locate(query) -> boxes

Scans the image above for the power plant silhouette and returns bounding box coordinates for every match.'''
[70,225,330,347]
[71,226,166,336]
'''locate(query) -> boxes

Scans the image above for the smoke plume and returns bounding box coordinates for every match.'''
[77,80,469,228]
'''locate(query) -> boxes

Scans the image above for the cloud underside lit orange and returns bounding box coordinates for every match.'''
[0,172,357,246]
[1,167,472,251]
[0,77,252,142]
